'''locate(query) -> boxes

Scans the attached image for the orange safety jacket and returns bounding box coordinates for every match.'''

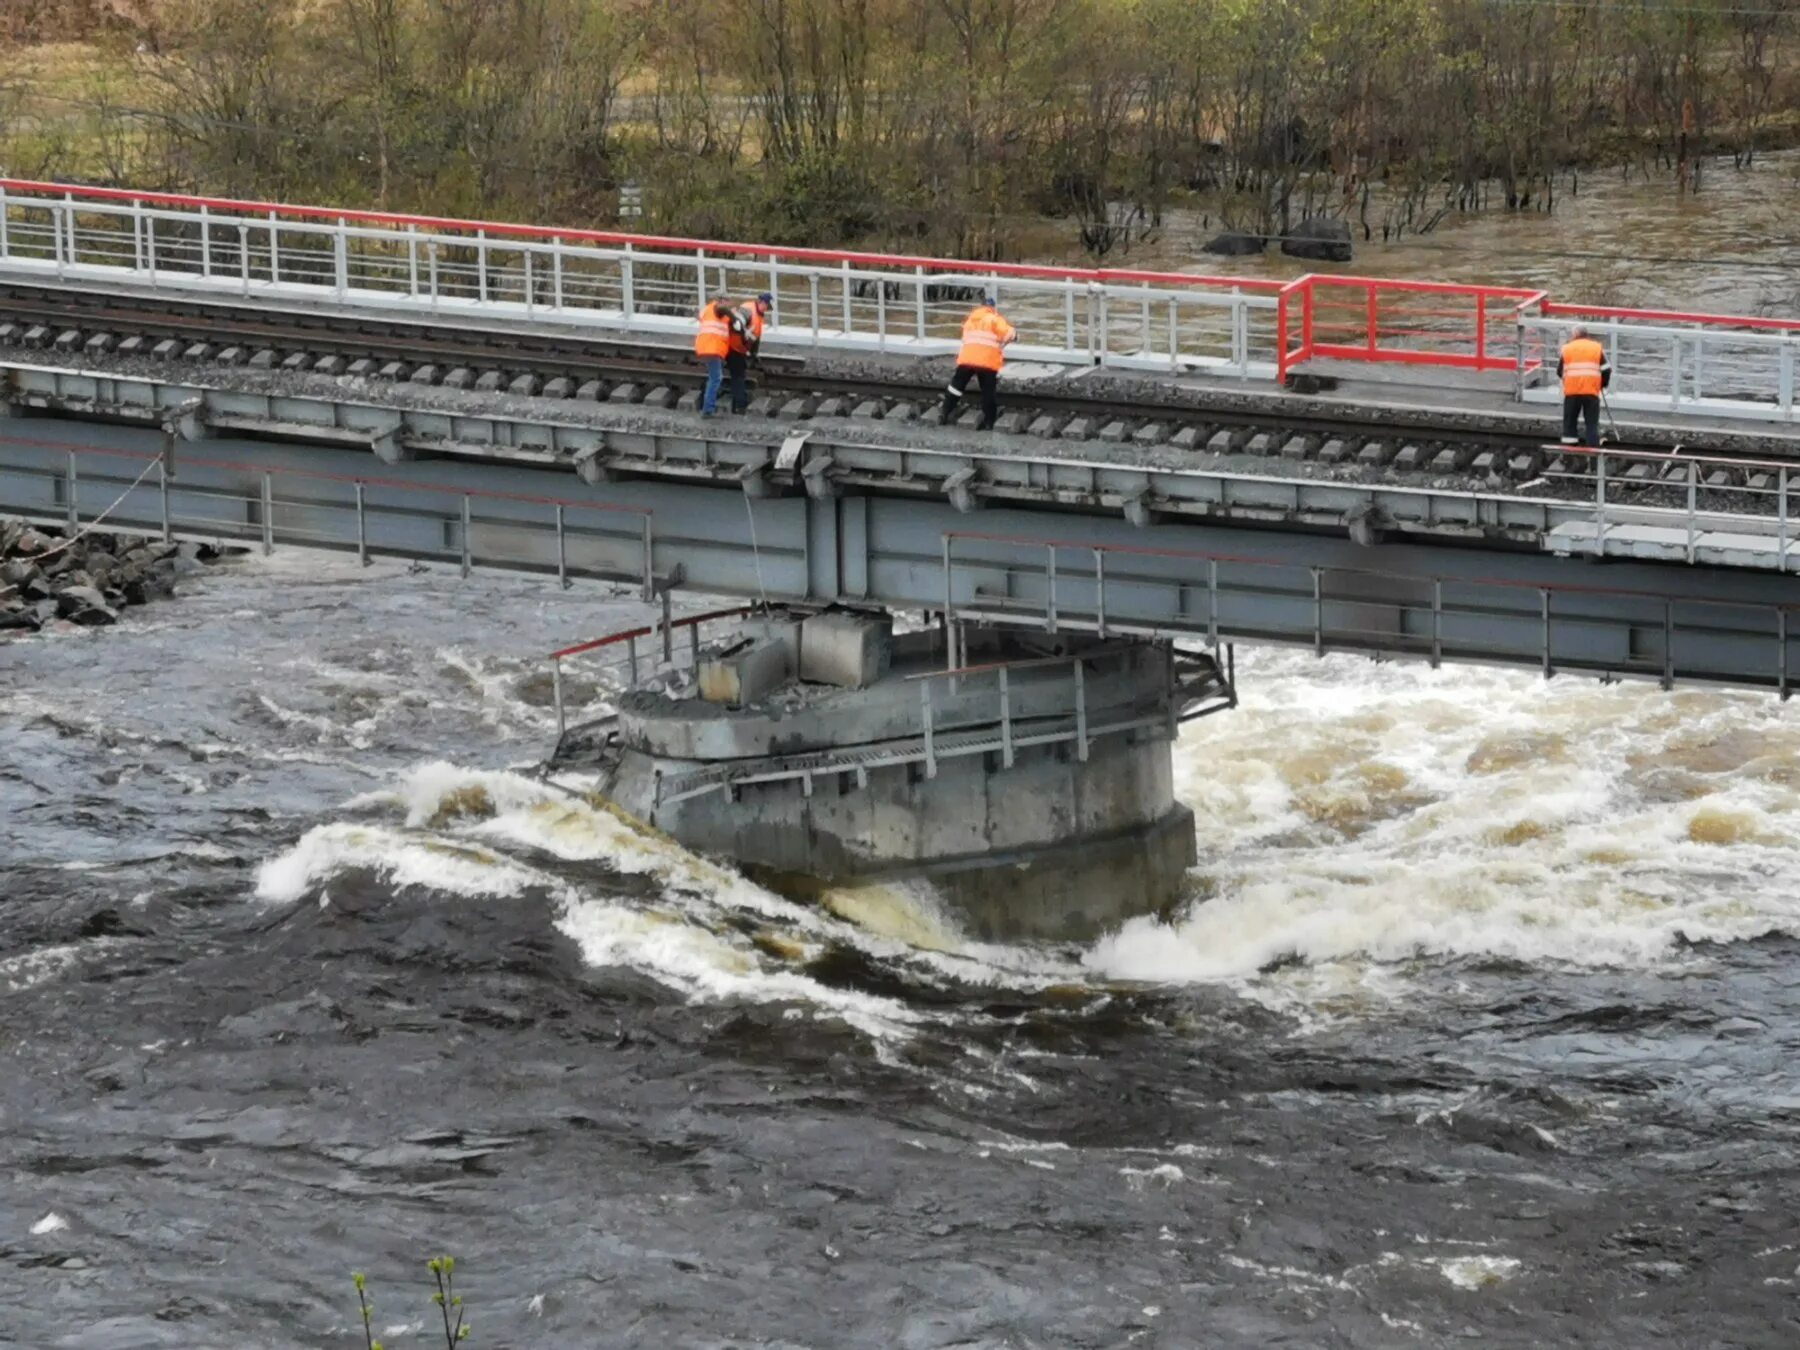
[1559,336,1610,397]
[695,301,732,359]
[956,305,1016,372]
[729,302,766,356]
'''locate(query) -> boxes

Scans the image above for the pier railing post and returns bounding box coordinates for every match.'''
[1781,609,1790,702]
[1073,659,1089,762]
[1093,548,1107,637]
[921,680,937,777]
[356,482,368,565]
[553,660,565,738]
[65,452,77,529]
[1207,558,1219,649]
[460,495,472,577]
[261,471,273,554]
[1687,459,1698,564]
[1663,601,1675,689]
[555,503,567,588]
[1431,579,1443,668]
[1780,468,1790,573]
[1595,450,1608,555]
[1046,544,1058,633]
[1311,567,1323,656]
[999,667,1013,768]
[1540,588,1553,678]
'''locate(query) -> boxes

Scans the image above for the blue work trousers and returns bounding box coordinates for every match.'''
[701,356,725,413]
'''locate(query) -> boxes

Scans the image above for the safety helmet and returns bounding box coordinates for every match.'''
[757,292,773,307]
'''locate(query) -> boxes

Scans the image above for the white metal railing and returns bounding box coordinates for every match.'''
[1540,443,1800,564]
[1518,312,1800,424]
[648,642,1229,806]
[546,605,756,739]
[0,181,1285,377]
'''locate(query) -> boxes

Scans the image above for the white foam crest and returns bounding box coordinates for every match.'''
[0,940,121,994]
[1435,1255,1522,1290]
[29,1212,68,1236]
[1105,650,1800,991]
[255,693,369,748]
[253,822,551,905]
[433,648,558,738]
[259,764,928,1035]
[398,763,1084,992]
[554,898,917,1039]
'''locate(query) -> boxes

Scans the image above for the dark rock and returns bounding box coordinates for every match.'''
[2,558,35,586]
[0,604,40,632]
[55,584,118,626]
[1282,215,1352,263]
[1201,231,1265,257]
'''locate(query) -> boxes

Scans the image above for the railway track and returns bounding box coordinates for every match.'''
[0,279,1783,499]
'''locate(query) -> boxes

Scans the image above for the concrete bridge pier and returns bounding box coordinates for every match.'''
[560,610,1234,942]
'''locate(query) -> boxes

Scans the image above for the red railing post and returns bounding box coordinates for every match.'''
[1476,292,1487,367]
[1277,289,1289,383]
[1365,283,1378,356]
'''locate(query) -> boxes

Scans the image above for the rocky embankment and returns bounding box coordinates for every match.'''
[0,518,215,633]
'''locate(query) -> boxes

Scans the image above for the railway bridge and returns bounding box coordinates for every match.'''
[2,180,1798,937]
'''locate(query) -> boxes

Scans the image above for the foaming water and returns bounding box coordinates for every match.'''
[14,552,1800,1346]
[1092,649,1800,992]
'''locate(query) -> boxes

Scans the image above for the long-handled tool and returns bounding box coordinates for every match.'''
[1599,387,1623,447]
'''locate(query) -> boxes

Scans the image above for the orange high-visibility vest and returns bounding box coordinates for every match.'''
[695,302,732,359]
[956,305,1016,372]
[729,302,765,356]
[1560,336,1607,397]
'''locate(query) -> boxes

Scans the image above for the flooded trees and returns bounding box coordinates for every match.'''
[9,0,1798,258]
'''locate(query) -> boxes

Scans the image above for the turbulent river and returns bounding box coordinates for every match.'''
[7,156,1800,1347]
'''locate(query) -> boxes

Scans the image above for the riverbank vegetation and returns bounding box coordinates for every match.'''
[2,0,1796,259]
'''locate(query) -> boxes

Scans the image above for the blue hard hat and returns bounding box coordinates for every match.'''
[757,292,773,306]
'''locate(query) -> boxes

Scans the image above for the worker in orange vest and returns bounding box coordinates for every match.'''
[695,294,735,417]
[1557,325,1612,447]
[939,296,1016,430]
[726,292,773,414]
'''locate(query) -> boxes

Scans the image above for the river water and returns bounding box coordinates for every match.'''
[1112,150,1800,317]
[7,162,1800,1348]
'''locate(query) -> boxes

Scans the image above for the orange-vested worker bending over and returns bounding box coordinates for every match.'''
[725,292,773,414]
[1557,326,1613,447]
[940,297,1016,430]
[694,295,736,418]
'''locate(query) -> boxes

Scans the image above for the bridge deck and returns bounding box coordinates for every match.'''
[8,269,1797,462]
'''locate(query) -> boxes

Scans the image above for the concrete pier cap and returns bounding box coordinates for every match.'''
[571,606,1235,943]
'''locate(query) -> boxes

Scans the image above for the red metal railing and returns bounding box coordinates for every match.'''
[549,605,754,663]
[1277,274,1544,380]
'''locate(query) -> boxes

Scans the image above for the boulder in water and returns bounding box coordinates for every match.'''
[1201,231,1266,257]
[1281,215,1352,263]
[54,583,118,626]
